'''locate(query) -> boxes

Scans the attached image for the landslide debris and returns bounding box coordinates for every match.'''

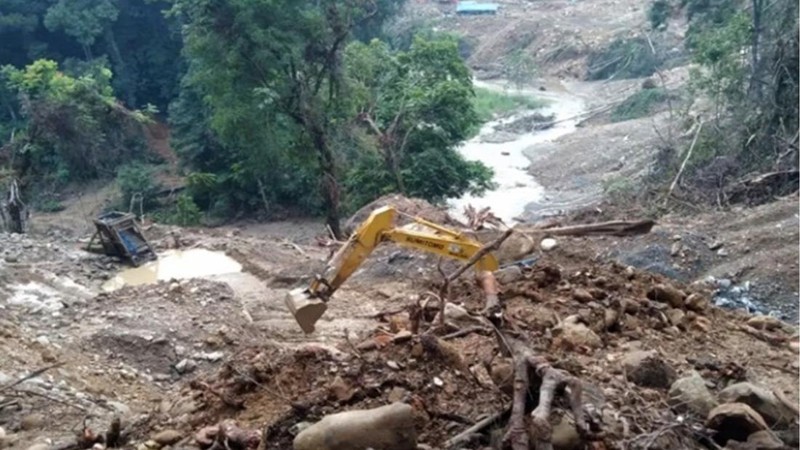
[166,245,798,449]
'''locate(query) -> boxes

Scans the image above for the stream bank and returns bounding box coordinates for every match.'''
[447,79,587,224]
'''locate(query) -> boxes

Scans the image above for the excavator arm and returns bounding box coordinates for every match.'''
[285,206,498,333]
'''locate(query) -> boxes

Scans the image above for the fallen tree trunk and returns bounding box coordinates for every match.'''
[522,219,657,237]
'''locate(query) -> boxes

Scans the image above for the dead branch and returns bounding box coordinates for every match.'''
[519,219,656,237]
[281,239,308,258]
[664,121,704,207]
[445,408,509,448]
[0,363,63,393]
[449,228,515,283]
[441,326,490,340]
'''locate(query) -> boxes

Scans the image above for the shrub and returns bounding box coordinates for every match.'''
[171,194,202,226]
[611,88,670,122]
[116,163,160,210]
[586,37,661,80]
[648,0,672,30]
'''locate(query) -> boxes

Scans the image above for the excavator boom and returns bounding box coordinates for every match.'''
[285,206,498,333]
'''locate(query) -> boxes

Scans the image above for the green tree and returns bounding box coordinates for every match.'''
[44,0,119,59]
[504,49,537,89]
[173,0,400,237]
[344,35,492,204]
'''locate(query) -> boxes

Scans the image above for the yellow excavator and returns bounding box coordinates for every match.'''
[285,206,499,333]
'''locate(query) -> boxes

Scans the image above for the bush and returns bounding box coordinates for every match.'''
[611,88,669,122]
[2,60,152,186]
[586,37,661,80]
[648,0,672,30]
[469,87,546,136]
[36,198,65,212]
[170,194,202,226]
[116,163,160,210]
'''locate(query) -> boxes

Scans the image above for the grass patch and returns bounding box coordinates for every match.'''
[469,87,546,136]
[611,88,669,122]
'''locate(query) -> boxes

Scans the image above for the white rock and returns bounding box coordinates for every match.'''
[540,238,558,252]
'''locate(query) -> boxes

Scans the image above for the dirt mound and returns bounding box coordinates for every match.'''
[344,194,460,235]
[170,243,799,449]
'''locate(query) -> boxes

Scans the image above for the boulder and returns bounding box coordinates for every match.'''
[668,371,718,417]
[551,414,583,450]
[725,430,786,449]
[328,376,355,402]
[706,403,768,445]
[553,316,602,350]
[665,308,686,327]
[684,293,709,312]
[622,350,676,389]
[20,414,45,431]
[646,284,686,308]
[293,403,416,450]
[746,315,784,331]
[152,430,183,446]
[719,382,797,427]
[572,288,595,303]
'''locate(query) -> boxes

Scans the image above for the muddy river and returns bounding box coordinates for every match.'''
[102,248,242,291]
[448,79,587,224]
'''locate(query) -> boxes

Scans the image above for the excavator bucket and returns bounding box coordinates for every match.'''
[285,288,328,334]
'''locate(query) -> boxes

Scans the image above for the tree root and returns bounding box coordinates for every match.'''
[500,335,603,450]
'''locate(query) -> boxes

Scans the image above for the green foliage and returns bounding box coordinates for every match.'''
[611,88,669,122]
[3,59,151,187]
[648,0,672,30]
[116,163,160,209]
[44,0,119,49]
[602,176,636,202]
[471,87,545,129]
[0,0,182,111]
[342,35,497,209]
[169,194,202,226]
[36,198,65,213]
[587,37,661,80]
[688,13,751,110]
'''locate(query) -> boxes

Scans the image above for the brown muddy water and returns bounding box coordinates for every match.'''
[102,249,242,291]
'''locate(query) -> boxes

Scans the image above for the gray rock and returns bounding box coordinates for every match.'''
[152,430,183,446]
[175,359,196,375]
[665,308,686,327]
[668,372,718,417]
[740,430,785,449]
[718,382,796,427]
[551,414,583,450]
[293,403,416,450]
[25,444,49,450]
[107,401,132,417]
[646,284,686,308]
[20,414,46,431]
[622,350,676,389]
[554,316,602,350]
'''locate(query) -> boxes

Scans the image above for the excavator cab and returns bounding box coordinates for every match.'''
[285,206,498,334]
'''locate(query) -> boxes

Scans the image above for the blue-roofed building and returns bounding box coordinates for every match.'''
[456,1,500,15]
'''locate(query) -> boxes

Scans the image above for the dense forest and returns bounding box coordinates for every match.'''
[0,0,796,234]
[0,0,495,236]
